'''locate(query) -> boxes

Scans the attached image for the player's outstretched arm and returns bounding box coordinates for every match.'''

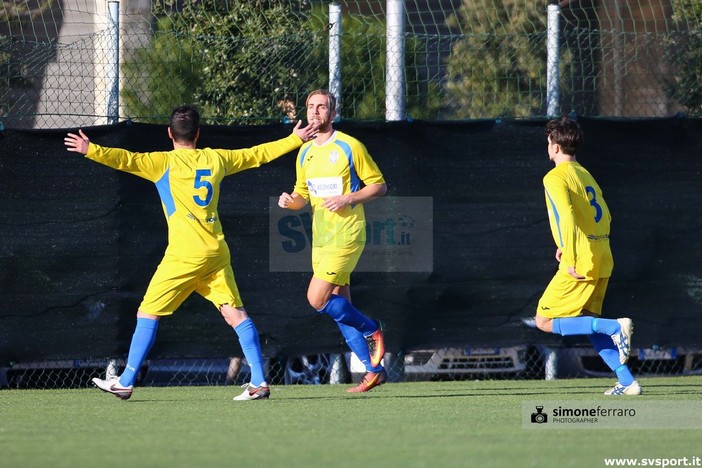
[226,121,319,172]
[64,129,90,155]
[292,120,319,142]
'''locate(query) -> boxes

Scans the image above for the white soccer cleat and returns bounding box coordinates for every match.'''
[233,382,270,401]
[604,380,642,396]
[92,377,133,400]
[611,318,633,364]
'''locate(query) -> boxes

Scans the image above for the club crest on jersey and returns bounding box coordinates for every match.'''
[329,151,339,164]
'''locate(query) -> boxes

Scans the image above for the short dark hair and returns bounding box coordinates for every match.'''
[545,117,583,156]
[169,105,200,143]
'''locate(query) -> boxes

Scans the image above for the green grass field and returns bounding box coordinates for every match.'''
[2,376,701,468]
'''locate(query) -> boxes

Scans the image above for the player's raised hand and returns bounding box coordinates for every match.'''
[292,120,319,142]
[64,129,90,155]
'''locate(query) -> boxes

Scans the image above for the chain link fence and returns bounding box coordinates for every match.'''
[2,1,701,387]
[2,0,702,129]
[4,345,702,389]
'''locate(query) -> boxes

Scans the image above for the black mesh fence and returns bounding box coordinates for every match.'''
[1,118,702,388]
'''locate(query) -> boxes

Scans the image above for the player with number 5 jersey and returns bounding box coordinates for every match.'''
[65,105,318,402]
[84,126,303,259]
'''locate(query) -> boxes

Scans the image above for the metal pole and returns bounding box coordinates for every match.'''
[543,347,558,381]
[107,0,120,124]
[546,0,560,117]
[385,0,405,121]
[329,2,342,120]
[613,0,623,116]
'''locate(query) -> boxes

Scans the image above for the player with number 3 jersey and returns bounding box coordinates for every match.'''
[534,117,641,396]
[542,155,613,281]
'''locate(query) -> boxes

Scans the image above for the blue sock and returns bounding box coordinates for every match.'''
[337,322,383,373]
[591,317,621,335]
[615,365,635,387]
[552,316,621,336]
[318,294,377,336]
[588,334,635,386]
[552,317,594,335]
[234,319,266,387]
[119,317,159,387]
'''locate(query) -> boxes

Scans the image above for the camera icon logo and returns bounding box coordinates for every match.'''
[531,406,548,424]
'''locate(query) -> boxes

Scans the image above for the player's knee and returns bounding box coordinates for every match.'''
[220,304,247,327]
[534,314,553,333]
[307,293,327,311]
[307,280,334,311]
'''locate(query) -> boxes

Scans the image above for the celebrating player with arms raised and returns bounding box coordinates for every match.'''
[65,105,317,401]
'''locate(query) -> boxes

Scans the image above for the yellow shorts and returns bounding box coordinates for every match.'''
[139,254,243,316]
[536,270,609,318]
[311,242,364,287]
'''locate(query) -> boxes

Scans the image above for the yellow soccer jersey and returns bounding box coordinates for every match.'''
[293,131,385,247]
[543,161,613,279]
[86,134,302,258]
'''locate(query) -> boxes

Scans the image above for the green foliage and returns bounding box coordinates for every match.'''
[123,1,442,124]
[305,8,442,120]
[174,0,319,124]
[123,0,319,124]
[667,0,702,116]
[444,0,565,118]
[121,17,203,123]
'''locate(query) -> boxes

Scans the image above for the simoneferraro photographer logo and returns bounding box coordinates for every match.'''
[524,402,636,428]
[524,401,702,429]
[531,406,548,424]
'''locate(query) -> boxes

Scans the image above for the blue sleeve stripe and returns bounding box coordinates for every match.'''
[155,167,176,217]
[544,188,564,248]
[299,145,311,167]
[335,139,360,192]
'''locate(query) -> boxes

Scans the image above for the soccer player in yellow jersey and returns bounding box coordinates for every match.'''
[535,117,641,395]
[64,105,317,401]
[278,89,388,393]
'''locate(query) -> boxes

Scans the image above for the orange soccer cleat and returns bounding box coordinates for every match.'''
[346,369,387,393]
[366,321,386,368]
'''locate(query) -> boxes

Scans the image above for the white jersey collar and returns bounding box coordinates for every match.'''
[312,130,338,147]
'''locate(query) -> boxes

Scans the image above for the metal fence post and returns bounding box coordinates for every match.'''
[546,0,560,117]
[107,0,120,124]
[386,0,405,121]
[544,347,558,380]
[329,2,342,120]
